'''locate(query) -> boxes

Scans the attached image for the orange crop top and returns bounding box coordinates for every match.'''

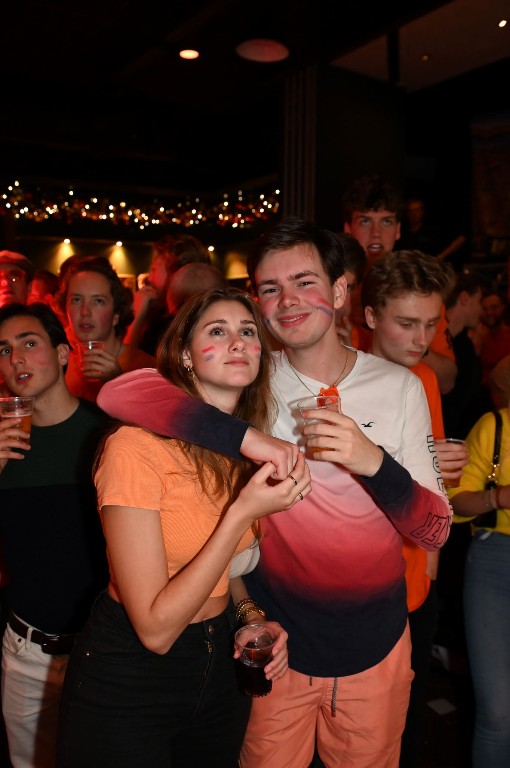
[95,426,254,598]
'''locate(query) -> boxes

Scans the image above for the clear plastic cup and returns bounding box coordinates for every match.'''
[234,623,277,697]
[0,396,34,440]
[77,340,105,381]
[297,394,341,454]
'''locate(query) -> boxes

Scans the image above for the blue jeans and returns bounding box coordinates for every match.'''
[57,592,251,768]
[463,531,510,768]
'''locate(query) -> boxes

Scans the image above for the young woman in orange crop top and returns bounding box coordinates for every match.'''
[57,288,311,768]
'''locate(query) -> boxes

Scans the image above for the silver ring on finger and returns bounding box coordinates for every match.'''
[298,492,304,501]
[289,474,298,486]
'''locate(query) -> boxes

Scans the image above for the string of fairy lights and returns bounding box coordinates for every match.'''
[0,181,281,232]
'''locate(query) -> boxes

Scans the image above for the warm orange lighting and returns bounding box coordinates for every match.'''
[499,19,507,28]
[421,53,431,62]
[236,39,289,63]
[64,238,70,244]
[179,49,199,60]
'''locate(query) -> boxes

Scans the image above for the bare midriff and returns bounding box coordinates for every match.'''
[107,583,229,623]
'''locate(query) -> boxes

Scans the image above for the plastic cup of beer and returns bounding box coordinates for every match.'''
[297,394,341,453]
[234,623,277,698]
[0,396,34,440]
[77,340,105,381]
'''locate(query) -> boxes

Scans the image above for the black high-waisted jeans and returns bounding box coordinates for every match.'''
[57,592,251,768]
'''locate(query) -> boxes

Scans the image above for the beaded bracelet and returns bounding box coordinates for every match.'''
[238,605,267,625]
[234,598,255,621]
[235,598,266,625]
[235,597,254,612]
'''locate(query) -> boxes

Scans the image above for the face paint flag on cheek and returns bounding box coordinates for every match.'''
[201,346,215,361]
[316,299,334,317]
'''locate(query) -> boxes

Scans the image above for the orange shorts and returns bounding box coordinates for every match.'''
[240,624,413,768]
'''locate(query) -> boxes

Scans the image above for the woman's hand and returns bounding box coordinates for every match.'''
[232,620,289,681]
[434,439,469,487]
[81,348,123,382]
[232,451,311,524]
[0,417,30,472]
[302,409,384,477]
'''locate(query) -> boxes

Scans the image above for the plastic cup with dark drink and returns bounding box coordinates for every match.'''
[234,623,277,697]
[0,396,34,440]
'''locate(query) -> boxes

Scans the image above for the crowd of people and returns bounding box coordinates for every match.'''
[0,175,508,768]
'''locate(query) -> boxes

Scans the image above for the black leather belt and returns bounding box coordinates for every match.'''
[8,612,77,655]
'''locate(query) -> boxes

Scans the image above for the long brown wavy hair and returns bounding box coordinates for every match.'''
[157,287,276,506]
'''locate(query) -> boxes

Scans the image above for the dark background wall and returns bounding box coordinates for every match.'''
[315,65,406,230]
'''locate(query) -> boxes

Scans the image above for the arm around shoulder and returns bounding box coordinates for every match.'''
[97,369,250,458]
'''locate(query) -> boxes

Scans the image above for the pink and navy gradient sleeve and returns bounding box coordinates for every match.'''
[97,369,249,459]
[361,449,451,550]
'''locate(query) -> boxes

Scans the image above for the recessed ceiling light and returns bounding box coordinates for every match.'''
[179,49,199,60]
[499,19,507,28]
[236,38,289,63]
[421,53,431,62]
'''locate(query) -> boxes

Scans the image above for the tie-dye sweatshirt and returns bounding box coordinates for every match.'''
[98,350,451,676]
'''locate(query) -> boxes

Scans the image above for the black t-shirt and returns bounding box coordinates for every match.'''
[0,400,109,634]
[441,329,485,438]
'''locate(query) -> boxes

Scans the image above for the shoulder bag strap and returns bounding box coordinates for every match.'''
[492,409,503,468]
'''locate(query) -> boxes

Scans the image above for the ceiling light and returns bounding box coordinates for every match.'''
[421,53,431,62]
[499,19,507,28]
[236,39,289,63]
[179,49,199,60]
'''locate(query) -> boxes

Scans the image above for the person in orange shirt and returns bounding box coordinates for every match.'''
[362,250,467,768]
[56,256,155,402]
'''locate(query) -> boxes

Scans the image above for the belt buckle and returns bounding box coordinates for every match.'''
[40,635,75,655]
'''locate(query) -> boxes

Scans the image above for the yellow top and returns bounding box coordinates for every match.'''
[449,408,510,535]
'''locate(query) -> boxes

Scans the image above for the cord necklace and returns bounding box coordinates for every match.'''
[288,347,349,397]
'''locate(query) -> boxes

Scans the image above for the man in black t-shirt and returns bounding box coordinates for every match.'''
[0,302,107,768]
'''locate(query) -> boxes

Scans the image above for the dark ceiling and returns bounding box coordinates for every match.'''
[1,0,455,193]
